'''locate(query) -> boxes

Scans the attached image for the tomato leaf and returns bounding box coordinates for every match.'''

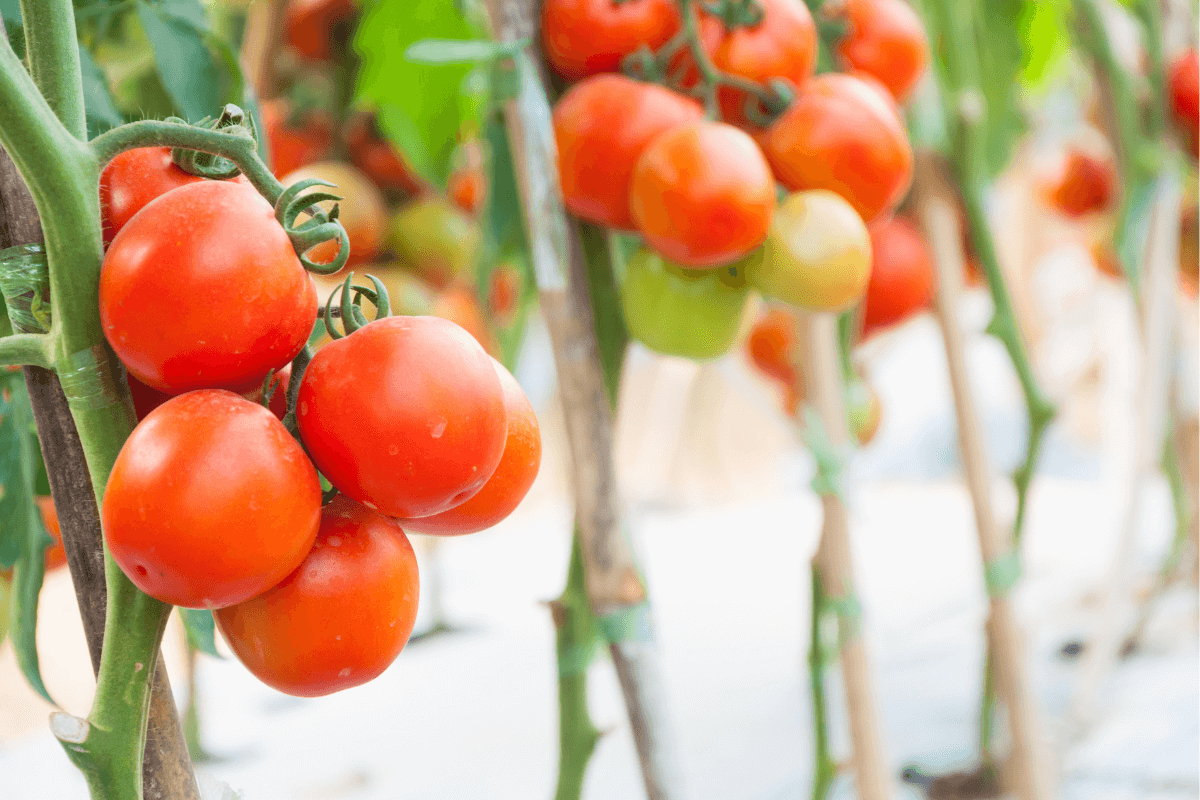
[78,44,124,138]
[179,608,223,658]
[136,0,222,122]
[481,111,527,262]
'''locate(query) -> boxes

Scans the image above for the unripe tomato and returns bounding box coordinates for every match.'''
[344,112,426,195]
[834,0,929,103]
[630,121,775,267]
[542,0,682,81]
[99,147,249,245]
[386,197,481,287]
[285,0,357,61]
[1168,50,1199,157]
[259,99,333,178]
[297,316,508,519]
[745,190,873,310]
[761,73,913,223]
[103,391,321,609]
[554,75,704,230]
[746,306,800,386]
[1043,148,1116,217]
[402,361,541,535]
[100,181,317,393]
[621,249,751,359]
[432,285,495,355]
[861,216,934,335]
[215,496,419,697]
[281,162,387,269]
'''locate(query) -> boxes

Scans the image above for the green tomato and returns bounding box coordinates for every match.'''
[386,197,481,287]
[745,189,872,311]
[621,249,751,360]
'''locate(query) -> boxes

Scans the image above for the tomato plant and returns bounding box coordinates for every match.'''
[386,197,482,287]
[281,161,388,268]
[542,0,683,81]
[834,0,929,103]
[861,216,934,336]
[215,495,420,697]
[102,391,321,609]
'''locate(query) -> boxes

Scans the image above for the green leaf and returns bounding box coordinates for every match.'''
[179,608,222,658]
[1018,0,1071,88]
[481,112,527,262]
[354,0,486,185]
[78,44,124,138]
[405,37,512,65]
[136,0,221,121]
[973,0,1026,178]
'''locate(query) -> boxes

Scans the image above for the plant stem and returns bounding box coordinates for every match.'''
[0,331,53,366]
[18,0,86,139]
[808,566,836,800]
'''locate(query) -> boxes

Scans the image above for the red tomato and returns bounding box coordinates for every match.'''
[99,147,249,245]
[103,391,321,609]
[746,306,800,387]
[285,0,357,61]
[542,0,682,81]
[215,496,419,697]
[126,373,176,421]
[1169,50,1199,157]
[259,99,333,178]
[344,112,426,195]
[1044,148,1116,217]
[861,216,934,335]
[402,361,541,535]
[835,0,929,103]
[630,120,775,267]
[297,316,508,519]
[761,73,913,223]
[488,263,522,322]
[701,0,817,125]
[100,181,317,393]
[554,75,704,230]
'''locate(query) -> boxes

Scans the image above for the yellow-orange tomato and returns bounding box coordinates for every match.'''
[280,162,387,269]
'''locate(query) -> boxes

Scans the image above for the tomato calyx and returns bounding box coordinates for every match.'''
[275,178,352,275]
[169,104,252,180]
[701,0,765,29]
[321,272,392,339]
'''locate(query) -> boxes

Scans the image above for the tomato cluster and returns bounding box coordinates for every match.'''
[96,148,541,697]
[547,0,926,363]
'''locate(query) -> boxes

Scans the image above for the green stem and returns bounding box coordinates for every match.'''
[977,651,996,773]
[0,331,54,367]
[808,566,836,800]
[18,0,86,139]
[1158,428,1193,580]
[836,309,856,384]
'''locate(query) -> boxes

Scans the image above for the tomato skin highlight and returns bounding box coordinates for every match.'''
[630,121,776,267]
[861,216,934,335]
[542,0,682,81]
[297,316,508,519]
[103,391,321,609]
[402,361,541,535]
[1169,50,1199,157]
[215,496,419,697]
[835,0,929,103]
[761,73,912,223]
[554,75,704,230]
[100,181,317,393]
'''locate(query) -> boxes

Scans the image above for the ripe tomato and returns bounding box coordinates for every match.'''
[1043,148,1116,217]
[99,147,249,245]
[215,496,419,697]
[701,0,817,125]
[1169,50,1199,157]
[621,249,750,359]
[448,140,487,213]
[554,75,704,230]
[125,373,176,421]
[861,216,934,335]
[100,181,317,393]
[488,263,523,323]
[761,73,913,223]
[103,391,321,609]
[542,0,682,81]
[281,162,387,269]
[386,197,482,287]
[630,121,775,267]
[432,285,495,355]
[746,306,800,386]
[834,0,929,103]
[745,190,873,310]
[259,99,333,178]
[285,0,357,61]
[402,361,541,535]
[297,316,507,519]
[344,112,426,195]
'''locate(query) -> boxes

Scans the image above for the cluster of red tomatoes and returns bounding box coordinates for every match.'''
[94,145,541,697]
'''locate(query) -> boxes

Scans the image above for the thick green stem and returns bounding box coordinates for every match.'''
[553,530,602,800]
[0,331,54,366]
[808,566,836,800]
[18,0,86,139]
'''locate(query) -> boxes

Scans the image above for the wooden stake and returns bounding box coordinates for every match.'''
[915,154,1052,800]
[798,311,892,800]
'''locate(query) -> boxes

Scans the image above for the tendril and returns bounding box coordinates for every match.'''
[321,273,392,340]
[275,179,351,275]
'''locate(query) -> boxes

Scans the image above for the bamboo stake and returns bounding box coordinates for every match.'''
[915,155,1052,800]
[483,3,684,797]
[798,311,891,800]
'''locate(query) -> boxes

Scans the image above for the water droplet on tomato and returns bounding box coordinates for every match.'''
[429,418,447,438]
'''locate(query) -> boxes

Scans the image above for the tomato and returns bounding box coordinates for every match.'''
[259,99,333,178]
[281,162,387,269]
[554,75,704,230]
[861,216,934,335]
[761,73,913,223]
[1168,50,1199,157]
[101,181,317,393]
[432,285,495,355]
[125,373,175,421]
[846,376,881,446]
[745,190,872,310]
[630,121,775,267]
[99,147,249,245]
[1044,148,1116,217]
[285,0,357,61]
[103,391,321,608]
[35,497,66,573]
[542,0,682,81]
[297,316,507,519]
[701,0,817,125]
[386,198,481,287]
[1090,242,1124,280]
[448,141,487,213]
[746,306,800,386]
[402,361,541,535]
[834,0,929,103]
[215,496,419,697]
[621,249,750,359]
[344,112,426,195]
[488,263,522,322]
